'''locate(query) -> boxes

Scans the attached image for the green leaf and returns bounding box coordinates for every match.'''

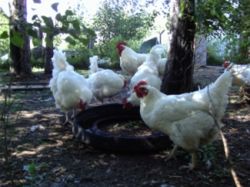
[32,15,39,20]
[25,23,39,38]
[0,31,8,39]
[32,37,42,46]
[28,162,37,176]
[41,16,54,28]
[42,27,52,34]
[65,10,74,16]
[60,24,70,33]
[10,31,24,48]
[79,38,89,45]
[180,0,185,17]
[67,29,78,38]
[86,29,96,37]
[27,29,38,38]
[71,20,80,32]
[65,36,76,45]
[45,36,53,47]
[55,13,63,21]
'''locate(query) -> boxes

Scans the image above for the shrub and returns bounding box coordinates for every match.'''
[30,57,44,69]
[0,59,9,70]
[207,39,224,66]
[66,49,91,69]
[92,36,123,64]
[207,52,223,66]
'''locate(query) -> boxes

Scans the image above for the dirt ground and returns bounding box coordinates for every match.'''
[0,67,250,187]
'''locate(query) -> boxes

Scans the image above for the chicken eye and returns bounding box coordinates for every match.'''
[140,87,148,95]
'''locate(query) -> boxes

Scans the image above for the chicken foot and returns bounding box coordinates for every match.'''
[165,145,178,161]
[179,152,198,170]
[63,111,74,126]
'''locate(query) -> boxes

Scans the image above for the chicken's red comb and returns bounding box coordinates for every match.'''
[116,41,127,48]
[134,80,147,91]
[223,61,230,68]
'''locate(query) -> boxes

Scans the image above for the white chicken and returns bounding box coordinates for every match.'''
[224,61,250,102]
[116,41,148,76]
[147,44,168,77]
[89,55,103,74]
[49,49,93,125]
[130,63,161,90]
[223,61,250,86]
[157,58,168,77]
[87,56,126,103]
[125,44,165,107]
[133,71,233,169]
[49,50,74,96]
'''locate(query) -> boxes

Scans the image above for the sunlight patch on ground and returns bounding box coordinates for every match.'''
[12,110,62,119]
[48,132,60,136]
[0,94,4,101]
[21,111,41,118]
[227,106,250,122]
[227,128,240,134]
[235,115,250,122]
[12,150,37,157]
[229,96,240,104]
[227,114,250,122]
[12,140,64,158]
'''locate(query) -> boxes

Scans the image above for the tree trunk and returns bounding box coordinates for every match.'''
[161,0,195,94]
[44,34,54,74]
[9,0,31,76]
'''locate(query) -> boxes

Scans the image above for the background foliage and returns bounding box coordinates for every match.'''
[0,11,9,70]
[0,0,249,71]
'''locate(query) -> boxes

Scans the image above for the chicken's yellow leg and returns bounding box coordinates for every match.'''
[179,151,198,170]
[166,145,178,161]
[191,151,198,169]
[63,112,73,126]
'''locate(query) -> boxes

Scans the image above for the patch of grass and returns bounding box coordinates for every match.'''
[23,161,50,186]
[199,144,217,163]
[32,68,44,73]
[76,69,89,77]
[212,167,231,178]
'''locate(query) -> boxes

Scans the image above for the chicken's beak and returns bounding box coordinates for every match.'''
[134,80,148,98]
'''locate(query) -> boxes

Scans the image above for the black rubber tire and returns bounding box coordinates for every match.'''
[73,103,172,153]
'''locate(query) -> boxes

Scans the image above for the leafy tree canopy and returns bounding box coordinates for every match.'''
[30,9,96,48]
[0,11,9,56]
[93,0,157,42]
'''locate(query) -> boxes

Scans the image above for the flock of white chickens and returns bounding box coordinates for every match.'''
[49,42,250,170]
[49,42,168,124]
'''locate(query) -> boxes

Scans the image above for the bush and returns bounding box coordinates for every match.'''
[92,36,123,64]
[66,49,91,69]
[30,57,44,69]
[207,52,223,66]
[207,39,224,66]
[0,59,9,70]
